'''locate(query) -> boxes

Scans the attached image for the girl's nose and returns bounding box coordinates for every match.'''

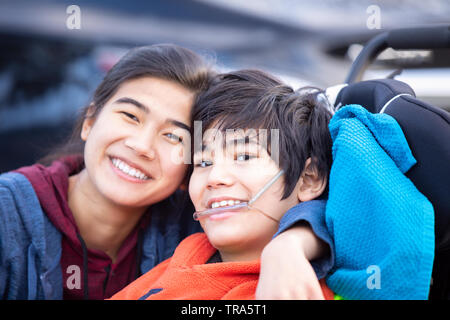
[124,134,156,160]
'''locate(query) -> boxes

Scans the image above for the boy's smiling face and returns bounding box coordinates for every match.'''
[189,128,300,262]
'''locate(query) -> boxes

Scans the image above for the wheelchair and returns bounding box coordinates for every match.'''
[325,25,450,299]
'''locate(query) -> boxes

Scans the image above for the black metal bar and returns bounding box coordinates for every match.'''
[345,32,388,84]
[345,25,450,84]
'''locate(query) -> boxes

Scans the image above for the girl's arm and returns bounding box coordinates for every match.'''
[256,200,334,300]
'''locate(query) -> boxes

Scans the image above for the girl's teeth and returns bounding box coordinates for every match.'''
[112,158,149,180]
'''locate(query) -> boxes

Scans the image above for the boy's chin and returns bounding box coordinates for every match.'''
[205,230,254,253]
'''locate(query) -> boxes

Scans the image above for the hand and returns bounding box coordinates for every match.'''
[255,224,326,300]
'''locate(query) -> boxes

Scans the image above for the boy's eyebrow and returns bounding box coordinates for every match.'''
[201,137,259,152]
[230,136,258,145]
[114,97,191,131]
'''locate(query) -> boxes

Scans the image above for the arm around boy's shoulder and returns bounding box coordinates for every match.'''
[255,200,335,299]
[0,171,63,300]
[273,199,335,279]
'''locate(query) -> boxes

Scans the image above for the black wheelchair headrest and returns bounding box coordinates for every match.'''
[334,79,416,113]
[329,79,450,250]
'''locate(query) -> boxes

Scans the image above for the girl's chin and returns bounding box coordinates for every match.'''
[98,185,153,208]
[100,183,179,210]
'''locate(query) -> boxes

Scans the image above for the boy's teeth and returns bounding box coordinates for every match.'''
[112,158,149,180]
[210,199,241,209]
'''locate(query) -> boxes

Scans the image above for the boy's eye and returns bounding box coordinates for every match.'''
[165,133,183,144]
[121,111,139,122]
[195,160,213,168]
[236,153,255,162]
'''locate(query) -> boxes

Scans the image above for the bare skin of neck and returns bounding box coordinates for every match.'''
[68,169,146,263]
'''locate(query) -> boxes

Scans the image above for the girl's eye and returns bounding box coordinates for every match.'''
[121,111,139,122]
[165,133,183,144]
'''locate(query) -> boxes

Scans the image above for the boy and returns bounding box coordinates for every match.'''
[110,69,334,300]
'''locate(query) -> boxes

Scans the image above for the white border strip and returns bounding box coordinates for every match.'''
[380,93,413,114]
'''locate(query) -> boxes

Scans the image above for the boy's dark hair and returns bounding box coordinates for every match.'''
[40,43,215,165]
[192,69,333,199]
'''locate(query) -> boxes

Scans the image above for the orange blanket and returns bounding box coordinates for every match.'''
[110,233,334,300]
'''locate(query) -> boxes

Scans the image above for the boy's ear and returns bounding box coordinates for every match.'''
[80,104,96,142]
[297,158,327,202]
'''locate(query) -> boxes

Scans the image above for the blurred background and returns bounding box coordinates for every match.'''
[1,0,449,172]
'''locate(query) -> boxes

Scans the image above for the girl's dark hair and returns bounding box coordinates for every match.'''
[40,43,215,165]
[192,69,333,200]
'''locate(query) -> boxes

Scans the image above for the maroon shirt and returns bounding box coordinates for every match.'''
[16,156,150,299]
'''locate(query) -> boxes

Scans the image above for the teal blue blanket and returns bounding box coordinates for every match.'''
[325,105,435,300]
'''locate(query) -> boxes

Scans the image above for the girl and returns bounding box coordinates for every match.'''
[0,44,332,300]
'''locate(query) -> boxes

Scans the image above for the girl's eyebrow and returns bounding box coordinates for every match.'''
[169,119,191,132]
[114,97,191,131]
[115,97,149,113]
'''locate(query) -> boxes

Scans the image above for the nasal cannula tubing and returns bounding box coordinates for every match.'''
[193,170,284,221]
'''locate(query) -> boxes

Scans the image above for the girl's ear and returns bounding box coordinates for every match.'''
[80,104,96,142]
[297,158,327,202]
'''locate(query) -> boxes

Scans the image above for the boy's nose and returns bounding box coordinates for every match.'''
[206,162,235,189]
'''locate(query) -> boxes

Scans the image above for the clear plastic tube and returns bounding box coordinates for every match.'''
[193,170,284,221]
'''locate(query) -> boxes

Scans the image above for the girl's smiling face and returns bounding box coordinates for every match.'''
[81,76,194,209]
[189,129,300,261]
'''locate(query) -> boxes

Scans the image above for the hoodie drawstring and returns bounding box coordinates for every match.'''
[76,233,89,300]
[135,229,144,279]
[75,229,144,299]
